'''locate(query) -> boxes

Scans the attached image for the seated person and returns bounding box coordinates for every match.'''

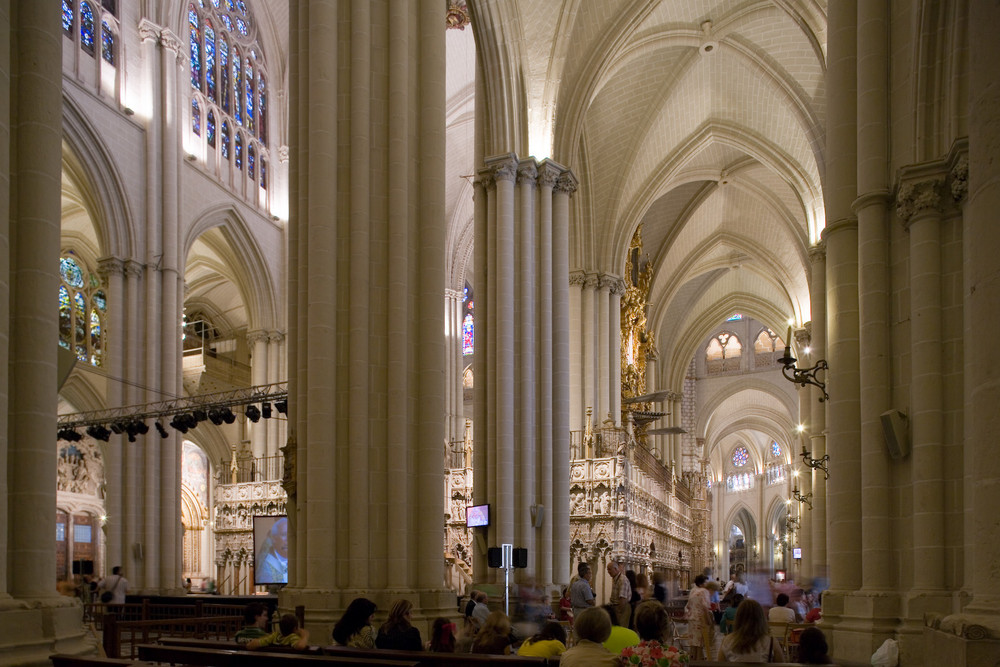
[561,607,619,667]
[427,617,457,652]
[375,599,423,651]
[331,597,377,648]
[600,603,639,655]
[621,600,688,666]
[719,594,744,634]
[798,626,833,664]
[247,613,309,650]
[517,621,567,658]
[235,602,270,645]
[767,593,796,624]
[471,610,512,655]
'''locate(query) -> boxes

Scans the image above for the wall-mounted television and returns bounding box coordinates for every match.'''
[253,515,289,585]
[792,547,802,560]
[466,504,490,528]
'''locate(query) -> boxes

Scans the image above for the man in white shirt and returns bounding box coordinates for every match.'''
[768,593,796,623]
[99,566,128,604]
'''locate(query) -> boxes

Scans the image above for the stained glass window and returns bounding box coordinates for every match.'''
[62,0,74,35]
[248,143,255,179]
[235,132,242,169]
[192,99,201,135]
[727,312,743,321]
[244,56,254,133]
[221,121,230,158]
[101,21,114,64]
[463,314,474,355]
[59,255,106,367]
[207,111,216,147]
[258,75,267,142]
[236,17,248,35]
[189,6,201,89]
[236,0,248,15]
[232,48,242,124]
[260,159,267,189]
[204,23,216,100]
[732,445,749,467]
[219,37,229,112]
[220,14,233,31]
[771,441,781,457]
[80,2,95,55]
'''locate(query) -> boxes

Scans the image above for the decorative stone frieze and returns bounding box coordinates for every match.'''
[569,271,587,286]
[96,257,125,279]
[951,153,969,203]
[57,439,104,497]
[896,178,943,226]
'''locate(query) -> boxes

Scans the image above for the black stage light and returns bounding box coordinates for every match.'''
[275,399,288,414]
[155,421,169,438]
[262,402,272,419]
[208,408,225,426]
[170,414,189,434]
[86,424,112,442]
[109,421,125,435]
[58,428,82,442]
[133,421,149,435]
[193,409,208,423]
[245,404,261,423]
[222,407,237,424]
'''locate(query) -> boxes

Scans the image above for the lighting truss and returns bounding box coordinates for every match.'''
[57,382,288,430]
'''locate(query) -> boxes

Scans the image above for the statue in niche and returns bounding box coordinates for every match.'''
[600,493,610,515]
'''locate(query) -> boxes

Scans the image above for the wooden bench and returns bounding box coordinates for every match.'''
[323,644,551,667]
[50,656,152,667]
[135,644,419,667]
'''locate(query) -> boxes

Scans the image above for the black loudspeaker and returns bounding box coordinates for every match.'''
[72,561,81,574]
[83,560,94,575]
[513,548,527,569]
[488,547,502,568]
[880,409,909,459]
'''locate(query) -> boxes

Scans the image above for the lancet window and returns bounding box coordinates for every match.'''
[59,254,107,368]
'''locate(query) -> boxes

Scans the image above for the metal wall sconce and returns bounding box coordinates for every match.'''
[777,326,829,402]
[792,484,813,510]
[801,445,830,479]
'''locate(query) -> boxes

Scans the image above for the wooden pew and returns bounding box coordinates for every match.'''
[135,643,419,667]
[322,644,550,667]
[50,656,149,667]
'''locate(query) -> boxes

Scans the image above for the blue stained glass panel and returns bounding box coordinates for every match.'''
[248,143,255,179]
[189,9,201,89]
[94,290,106,311]
[732,445,749,467]
[192,99,201,135]
[463,314,474,355]
[235,133,242,169]
[245,58,254,132]
[205,24,216,100]
[62,0,74,34]
[771,441,781,457]
[211,0,219,6]
[207,111,216,147]
[222,121,230,158]
[220,14,232,31]
[258,76,267,142]
[237,0,248,15]
[90,310,102,366]
[74,524,92,543]
[102,21,114,65]
[260,159,267,189]
[236,17,248,35]
[232,50,241,124]
[225,0,235,10]
[219,38,229,112]
[727,312,743,321]
[61,257,85,287]
[80,2,95,54]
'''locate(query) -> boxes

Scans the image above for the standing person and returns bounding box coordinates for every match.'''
[719,599,785,662]
[625,570,641,627]
[719,594,744,634]
[651,571,669,605]
[98,566,128,605]
[375,599,422,650]
[607,560,632,627]
[331,597,377,648]
[559,586,574,623]
[684,574,714,660]
[559,607,619,667]
[571,563,596,619]
[471,591,491,631]
[235,602,271,645]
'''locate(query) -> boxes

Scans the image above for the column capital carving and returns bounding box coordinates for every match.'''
[517,161,538,186]
[159,29,184,56]
[445,288,463,301]
[278,145,290,164]
[950,153,968,203]
[268,331,285,344]
[484,155,518,183]
[124,259,144,277]
[569,270,587,286]
[583,273,599,289]
[896,177,944,225]
[794,325,811,348]
[537,162,561,189]
[96,257,126,278]
[138,19,162,43]
[247,330,269,346]
[555,171,579,195]
[599,273,625,293]
[807,241,826,263]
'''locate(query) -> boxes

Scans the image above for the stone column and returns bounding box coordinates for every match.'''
[444,288,463,443]
[581,273,597,421]
[807,244,827,580]
[607,277,623,426]
[267,332,283,458]
[515,160,537,568]
[822,0,861,631]
[123,260,144,581]
[98,257,126,564]
[248,330,269,460]
[568,271,585,431]
[597,276,611,424]
[286,0,452,630]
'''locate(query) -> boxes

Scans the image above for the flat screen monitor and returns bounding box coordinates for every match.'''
[792,547,802,560]
[253,515,289,585]
[466,504,490,528]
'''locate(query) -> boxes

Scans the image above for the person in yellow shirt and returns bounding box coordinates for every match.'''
[247,613,310,651]
[518,621,567,658]
[601,604,640,654]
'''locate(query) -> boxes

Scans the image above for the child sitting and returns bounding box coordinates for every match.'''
[247,613,310,651]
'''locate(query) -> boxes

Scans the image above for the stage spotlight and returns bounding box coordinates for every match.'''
[86,424,112,442]
[109,421,125,435]
[155,421,169,438]
[245,404,261,423]
[193,409,208,423]
[208,409,224,425]
[275,399,287,414]
[58,428,82,442]
[222,407,237,424]
[169,414,189,434]
[134,421,149,435]
[262,402,272,419]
